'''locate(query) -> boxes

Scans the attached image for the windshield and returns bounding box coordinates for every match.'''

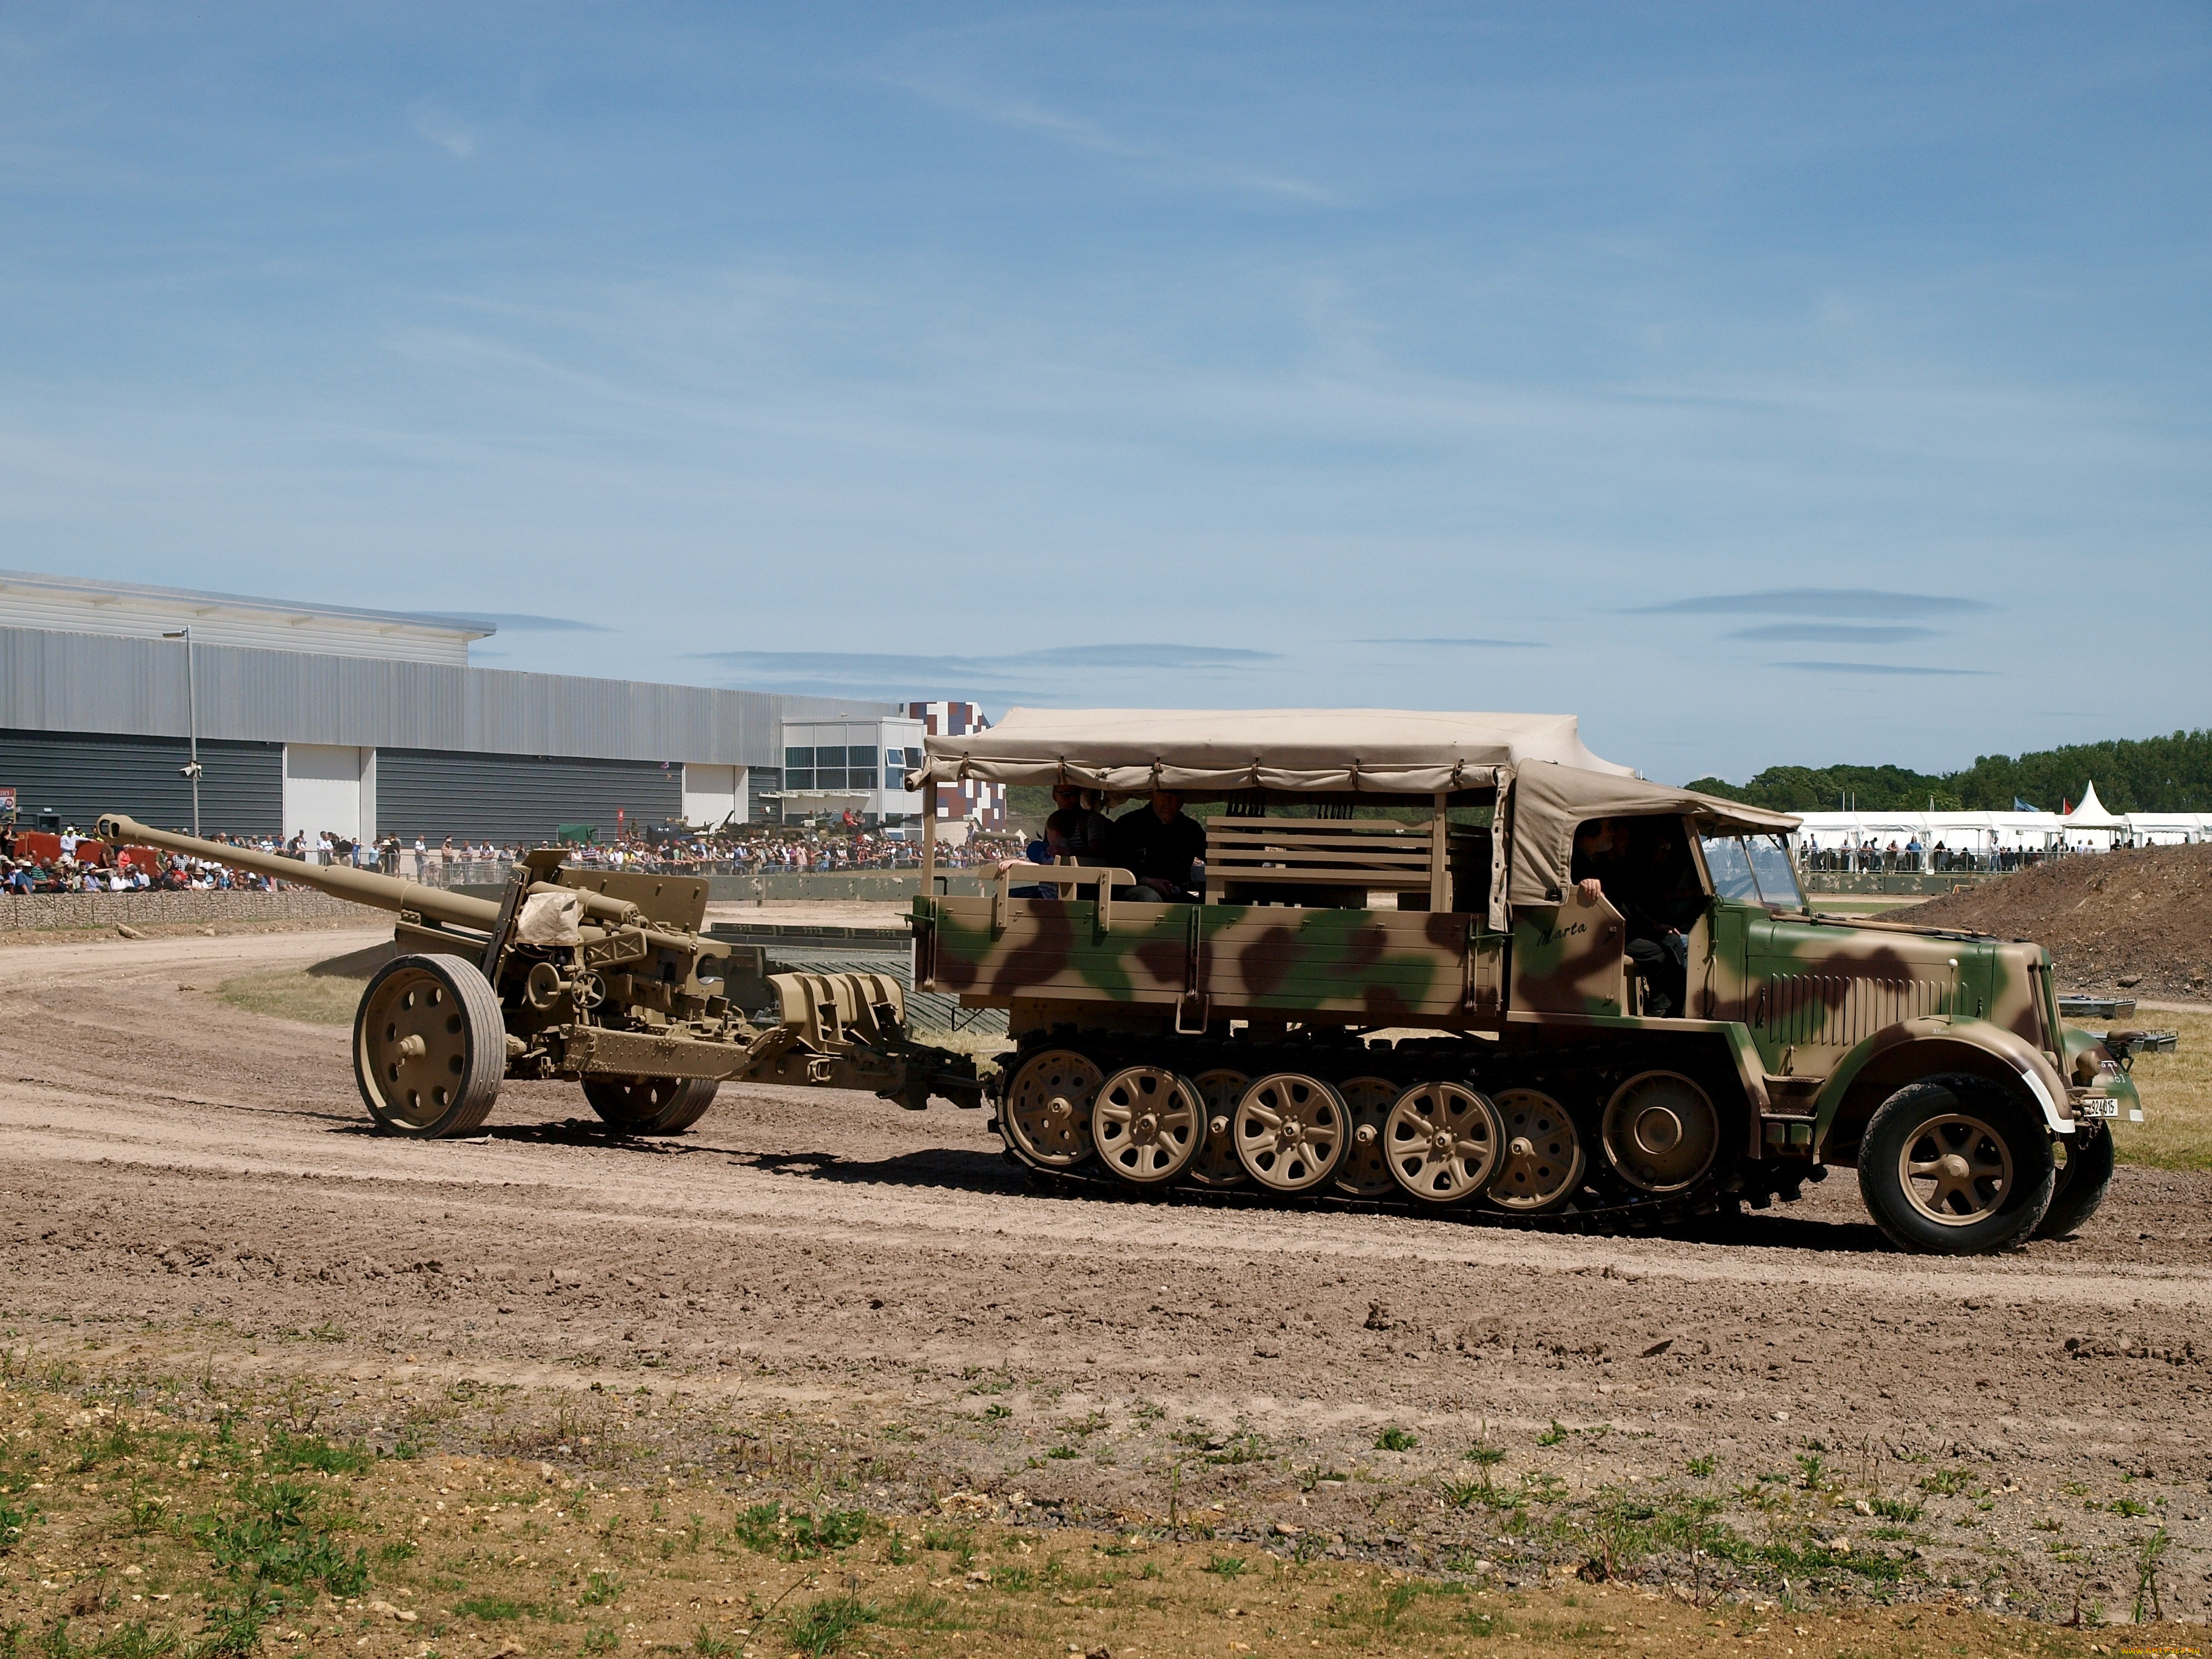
[1700,835,1760,902]
[1701,834,1805,910]
[1744,834,1806,910]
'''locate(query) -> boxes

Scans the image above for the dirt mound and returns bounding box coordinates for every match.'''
[1905,842,2212,997]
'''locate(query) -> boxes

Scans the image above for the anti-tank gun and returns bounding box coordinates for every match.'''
[96,813,980,1135]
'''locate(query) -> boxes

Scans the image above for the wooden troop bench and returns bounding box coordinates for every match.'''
[1205,817,1490,912]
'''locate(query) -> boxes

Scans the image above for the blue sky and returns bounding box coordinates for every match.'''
[2,4,2205,782]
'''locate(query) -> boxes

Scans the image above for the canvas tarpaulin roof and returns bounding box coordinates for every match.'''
[906,707,1635,796]
[1506,760,1801,910]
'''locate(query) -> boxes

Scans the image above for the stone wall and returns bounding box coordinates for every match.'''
[0,889,363,931]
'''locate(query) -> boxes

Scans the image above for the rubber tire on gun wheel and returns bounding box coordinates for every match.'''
[354,953,507,1138]
[2033,1120,2115,1240]
[1855,1076,2054,1255]
[583,1076,720,1135]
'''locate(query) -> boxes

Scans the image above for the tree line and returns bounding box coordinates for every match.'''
[1683,729,2212,814]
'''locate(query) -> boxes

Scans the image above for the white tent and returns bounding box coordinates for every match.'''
[2124,813,2210,845]
[2061,780,2122,851]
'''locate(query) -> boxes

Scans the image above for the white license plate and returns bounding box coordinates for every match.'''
[2077,1099,2120,1120]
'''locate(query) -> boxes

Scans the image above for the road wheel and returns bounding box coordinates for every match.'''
[2034,1121,2115,1239]
[1234,1074,1347,1193]
[1384,1082,1505,1205]
[583,1076,719,1134]
[1334,1076,1402,1197]
[354,953,506,1138]
[1187,1068,1251,1188]
[1488,1088,1586,1213]
[1857,1078,2054,1254]
[1601,1071,1721,1193]
[1091,1066,1202,1184]
[1002,1048,1104,1168]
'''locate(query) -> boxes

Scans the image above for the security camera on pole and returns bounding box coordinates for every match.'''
[161,626,201,836]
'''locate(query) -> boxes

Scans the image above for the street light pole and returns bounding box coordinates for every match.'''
[163,627,201,836]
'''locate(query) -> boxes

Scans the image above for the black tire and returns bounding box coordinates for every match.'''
[2034,1121,2115,1239]
[583,1075,720,1135]
[1856,1076,2054,1255]
[354,953,506,1138]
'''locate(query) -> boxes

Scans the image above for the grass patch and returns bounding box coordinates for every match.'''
[2111,1008,2212,1171]
[213,969,362,1027]
[0,1361,2190,1659]
[731,1501,868,1560]
[262,1428,373,1475]
[1375,1426,1419,1452]
[453,1595,537,1621]
[786,1594,875,1657]
[190,1478,369,1597]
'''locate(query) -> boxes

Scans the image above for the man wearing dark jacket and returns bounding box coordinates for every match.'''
[1110,789,1206,903]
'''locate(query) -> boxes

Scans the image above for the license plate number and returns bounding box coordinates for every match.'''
[2077,1099,2119,1120]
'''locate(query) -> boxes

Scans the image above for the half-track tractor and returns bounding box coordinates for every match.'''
[101,705,2140,1255]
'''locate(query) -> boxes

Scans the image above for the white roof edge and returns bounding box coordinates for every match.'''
[0,568,496,641]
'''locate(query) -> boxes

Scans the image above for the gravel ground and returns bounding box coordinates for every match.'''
[4,925,2210,1624]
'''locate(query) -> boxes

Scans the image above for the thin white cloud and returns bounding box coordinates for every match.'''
[409,104,475,159]
[885,76,1338,205]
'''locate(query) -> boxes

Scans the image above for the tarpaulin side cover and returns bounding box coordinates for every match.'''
[1505,760,1801,911]
[905,708,1635,795]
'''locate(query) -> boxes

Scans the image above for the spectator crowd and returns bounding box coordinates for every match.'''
[1,818,1033,895]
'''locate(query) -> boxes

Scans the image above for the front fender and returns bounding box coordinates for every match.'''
[1814,1016,2073,1158]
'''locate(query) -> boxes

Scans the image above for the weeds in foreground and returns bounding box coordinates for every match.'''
[787,1594,875,1657]
[190,1480,368,1597]
[2134,1526,2170,1623]
[731,1502,868,1561]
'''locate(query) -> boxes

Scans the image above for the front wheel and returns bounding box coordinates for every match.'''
[2034,1122,2116,1239]
[1856,1077,2054,1255]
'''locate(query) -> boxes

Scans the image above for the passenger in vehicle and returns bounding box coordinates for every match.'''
[1110,789,1206,903]
[1001,782,1115,899]
[1044,783,1113,863]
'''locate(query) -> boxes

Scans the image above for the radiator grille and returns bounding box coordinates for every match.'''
[1754,974,1954,1047]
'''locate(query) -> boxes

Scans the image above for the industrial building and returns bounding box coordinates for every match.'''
[0,569,993,844]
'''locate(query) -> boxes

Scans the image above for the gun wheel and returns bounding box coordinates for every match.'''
[1003,1048,1104,1168]
[1235,1073,1347,1193]
[354,953,505,1138]
[1335,1075,1403,1196]
[1092,1066,1202,1184]
[1488,1087,1585,1213]
[1187,1068,1251,1187]
[583,1076,720,1135]
[1384,1082,1505,1204]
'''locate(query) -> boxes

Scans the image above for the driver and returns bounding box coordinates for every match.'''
[1572,817,1696,1017]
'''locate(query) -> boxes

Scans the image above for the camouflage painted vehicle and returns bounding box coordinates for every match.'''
[904,709,2139,1255]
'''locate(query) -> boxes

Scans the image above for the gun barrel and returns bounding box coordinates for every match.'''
[96,813,501,931]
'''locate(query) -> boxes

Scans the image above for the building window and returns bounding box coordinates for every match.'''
[783,746,814,791]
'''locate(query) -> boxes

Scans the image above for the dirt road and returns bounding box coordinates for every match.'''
[4,927,2208,1619]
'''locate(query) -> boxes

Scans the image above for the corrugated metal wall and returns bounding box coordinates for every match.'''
[0,573,477,664]
[0,625,883,766]
[0,728,283,837]
[376,748,684,844]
